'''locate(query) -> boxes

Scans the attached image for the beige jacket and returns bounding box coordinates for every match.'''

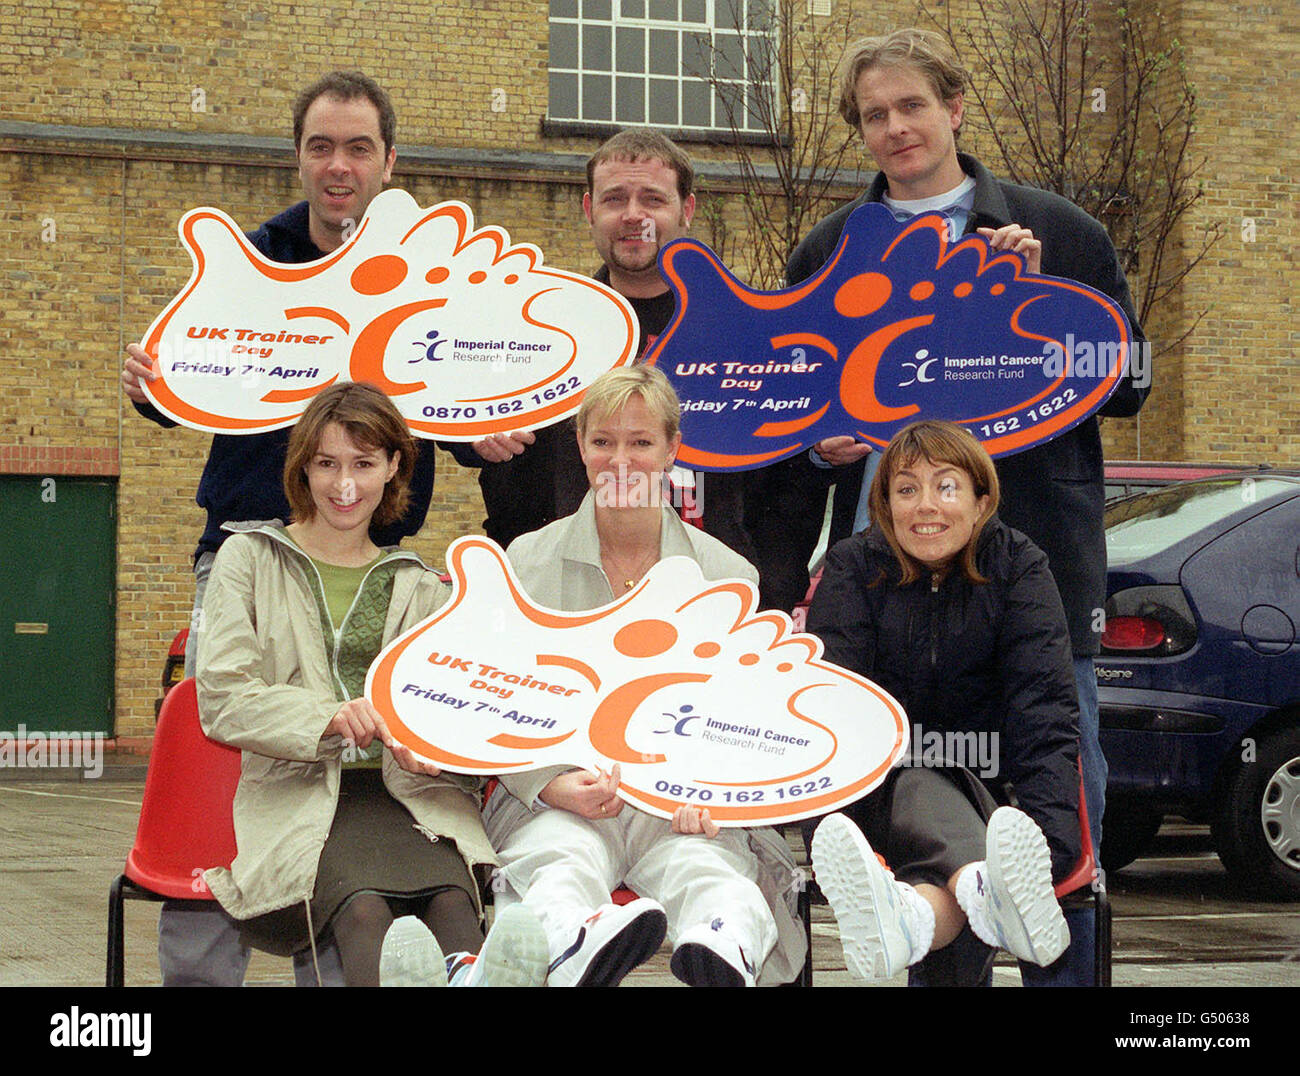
[492,495,808,985]
[197,521,497,921]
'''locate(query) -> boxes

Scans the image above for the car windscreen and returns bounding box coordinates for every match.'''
[1104,476,1298,565]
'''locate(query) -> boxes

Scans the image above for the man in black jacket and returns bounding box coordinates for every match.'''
[470,129,756,566]
[760,29,1149,984]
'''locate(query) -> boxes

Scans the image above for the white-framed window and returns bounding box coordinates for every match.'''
[547,0,777,134]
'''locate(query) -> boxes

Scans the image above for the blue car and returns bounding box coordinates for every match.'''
[1096,472,1300,897]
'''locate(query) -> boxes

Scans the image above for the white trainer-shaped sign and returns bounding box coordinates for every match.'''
[139,190,639,439]
[368,536,910,827]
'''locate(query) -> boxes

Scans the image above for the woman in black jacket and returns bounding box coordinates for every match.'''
[806,421,1080,983]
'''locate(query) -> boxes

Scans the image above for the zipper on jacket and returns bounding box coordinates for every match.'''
[258,526,421,702]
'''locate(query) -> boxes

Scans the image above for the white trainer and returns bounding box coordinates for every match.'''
[812,813,915,980]
[547,898,667,988]
[379,915,447,987]
[670,919,758,987]
[983,806,1071,966]
[452,904,549,987]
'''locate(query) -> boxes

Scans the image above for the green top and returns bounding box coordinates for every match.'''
[311,555,385,641]
[284,536,395,769]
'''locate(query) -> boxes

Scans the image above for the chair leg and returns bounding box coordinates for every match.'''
[1095,885,1112,988]
[799,877,813,987]
[107,874,126,988]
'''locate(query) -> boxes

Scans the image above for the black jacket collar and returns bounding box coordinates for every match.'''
[862,153,1014,232]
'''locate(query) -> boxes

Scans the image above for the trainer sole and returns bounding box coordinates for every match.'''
[985,808,1070,965]
[574,907,668,988]
[812,814,910,980]
[474,904,550,987]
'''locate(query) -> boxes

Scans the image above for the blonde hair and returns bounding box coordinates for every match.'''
[576,364,681,442]
[837,28,969,129]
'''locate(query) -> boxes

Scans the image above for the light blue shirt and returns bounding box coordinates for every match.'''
[813,177,977,535]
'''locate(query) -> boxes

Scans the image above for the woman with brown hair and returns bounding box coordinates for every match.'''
[196,381,546,986]
[806,420,1080,984]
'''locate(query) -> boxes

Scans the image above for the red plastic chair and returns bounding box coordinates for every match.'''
[1050,768,1113,986]
[105,678,242,986]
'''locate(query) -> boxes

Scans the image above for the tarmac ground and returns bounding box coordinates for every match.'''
[2,767,1296,991]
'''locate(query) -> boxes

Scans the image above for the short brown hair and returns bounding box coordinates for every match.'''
[867,420,999,585]
[837,29,968,129]
[576,364,680,443]
[586,128,694,203]
[284,382,416,529]
[293,71,396,156]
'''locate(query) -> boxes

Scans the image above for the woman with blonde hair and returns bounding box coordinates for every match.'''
[483,364,807,987]
[807,420,1080,984]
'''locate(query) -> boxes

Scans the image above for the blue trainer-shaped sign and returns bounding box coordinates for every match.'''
[644,203,1133,470]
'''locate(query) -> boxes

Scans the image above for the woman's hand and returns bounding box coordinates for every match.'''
[326,698,393,751]
[671,804,720,839]
[327,699,442,776]
[389,740,442,777]
[539,764,624,819]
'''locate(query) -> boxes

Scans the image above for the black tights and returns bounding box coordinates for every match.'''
[329,887,482,987]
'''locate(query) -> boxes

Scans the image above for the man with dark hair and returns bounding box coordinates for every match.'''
[471,129,755,567]
[122,71,478,987]
[292,71,397,165]
[760,27,1150,985]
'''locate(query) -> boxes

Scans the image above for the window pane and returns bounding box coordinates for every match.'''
[582,0,612,18]
[619,0,645,15]
[681,0,706,23]
[747,0,775,31]
[716,31,744,80]
[682,29,711,79]
[648,29,678,75]
[550,22,579,69]
[714,85,740,128]
[583,74,612,120]
[550,71,579,119]
[716,0,743,31]
[615,76,646,122]
[583,24,613,70]
[681,79,711,127]
[550,0,579,17]
[746,31,773,83]
[746,83,765,130]
[649,78,678,125]
[648,0,677,20]
[616,26,645,73]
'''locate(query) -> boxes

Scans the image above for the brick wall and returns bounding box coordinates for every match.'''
[1,0,1288,734]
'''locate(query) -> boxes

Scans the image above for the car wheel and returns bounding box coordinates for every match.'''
[1212,727,1300,899]
[1099,799,1164,874]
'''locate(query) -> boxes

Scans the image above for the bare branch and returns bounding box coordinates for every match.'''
[919,0,1218,335]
